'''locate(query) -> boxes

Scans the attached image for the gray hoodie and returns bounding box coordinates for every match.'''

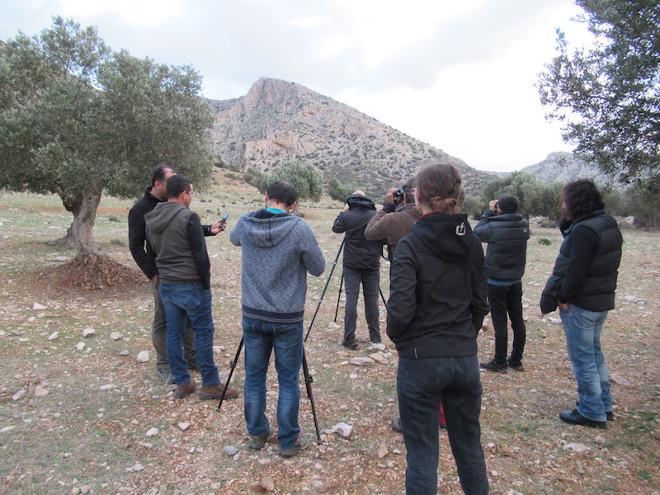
[230,209,325,323]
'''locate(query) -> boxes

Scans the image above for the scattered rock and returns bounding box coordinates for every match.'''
[348,357,375,366]
[367,343,386,351]
[378,444,388,459]
[34,385,49,397]
[136,351,150,363]
[178,422,190,431]
[119,350,130,356]
[126,463,145,472]
[100,384,115,391]
[32,302,47,311]
[331,422,353,438]
[110,332,123,341]
[368,353,386,363]
[259,476,275,492]
[223,445,239,457]
[1,426,17,433]
[563,442,590,453]
[82,328,95,338]
[48,332,59,341]
[12,388,28,401]
[76,342,86,351]
[610,373,632,387]
[145,427,159,437]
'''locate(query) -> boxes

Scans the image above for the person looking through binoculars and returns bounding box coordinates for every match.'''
[332,191,385,349]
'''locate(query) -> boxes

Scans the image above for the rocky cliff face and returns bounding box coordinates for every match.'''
[521,151,623,189]
[207,77,495,197]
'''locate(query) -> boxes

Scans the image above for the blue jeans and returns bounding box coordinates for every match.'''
[487,282,526,364]
[397,355,489,495]
[159,283,219,387]
[560,304,612,422]
[243,316,303,450]
[343,267,381,343]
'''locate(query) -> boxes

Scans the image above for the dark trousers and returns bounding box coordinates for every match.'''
[487,282,526,364]
[398,355,489,495]
[343,266,381,343]
[152,281,196,370]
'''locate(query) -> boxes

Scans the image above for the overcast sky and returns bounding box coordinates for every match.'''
[1,0,593,172]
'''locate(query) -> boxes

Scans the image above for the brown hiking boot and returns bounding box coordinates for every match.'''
[174,381,197,399]
[199,383,239,400]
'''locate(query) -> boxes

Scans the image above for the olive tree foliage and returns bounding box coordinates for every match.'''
[327,177,357,202]
[0,17,214,257]
[483,172,564,219]
[537,0,660,187]
[244,161,323,202]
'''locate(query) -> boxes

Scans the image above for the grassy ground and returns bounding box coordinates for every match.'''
[0,170,658,494]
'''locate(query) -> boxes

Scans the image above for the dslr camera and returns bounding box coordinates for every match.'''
[393,188,404,203]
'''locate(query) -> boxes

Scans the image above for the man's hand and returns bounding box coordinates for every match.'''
[209,219,226,234]
[558,302,569,311]
[385,187,398,204]
[342,203,350,212]
[489,199,499,211]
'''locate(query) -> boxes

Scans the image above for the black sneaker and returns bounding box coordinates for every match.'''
[559,409,607,429]
[249,426,275,450]
[341,340,359,350]
[507,359,524,371]
[480,360,507,373]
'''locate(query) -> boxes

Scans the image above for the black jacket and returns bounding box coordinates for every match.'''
[386,213,490,358]
[473,210,530,282]
[540,211,622,313]
[128,188,162,280]
[332,195,383,271]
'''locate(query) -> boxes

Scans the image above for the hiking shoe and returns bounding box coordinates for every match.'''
[199,383,239,400]
[279,435,309,458]
[390,416,402,433]
[507,359,524,371]
[559,409,607,429]
[174,381,197,399]
[480,360,507,373]
[157,368,176,384]
[341,340,359,350]
[249,426,275,450]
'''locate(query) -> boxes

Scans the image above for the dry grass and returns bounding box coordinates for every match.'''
[0,171,658,495]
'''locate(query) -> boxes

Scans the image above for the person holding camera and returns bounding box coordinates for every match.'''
[332,190,385,348]
[364,177,420,261]
[473,194,530,373]
[387,163,490,495]
[230,181,325,457]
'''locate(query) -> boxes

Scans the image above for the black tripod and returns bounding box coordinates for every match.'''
[216,238,348,444]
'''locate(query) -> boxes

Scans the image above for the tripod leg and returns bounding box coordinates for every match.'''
[216,337,243,412]
[301,348,322,443]
[334,271,344,323]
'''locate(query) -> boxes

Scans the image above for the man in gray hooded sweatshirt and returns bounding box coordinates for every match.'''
[230,181,325,458]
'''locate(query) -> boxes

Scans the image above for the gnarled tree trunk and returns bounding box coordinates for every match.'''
[57,184,103,257]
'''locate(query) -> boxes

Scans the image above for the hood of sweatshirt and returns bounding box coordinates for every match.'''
[412,213,474,263]
[346,194,376,210]
[242,210,302,248]
[144,201,188,234]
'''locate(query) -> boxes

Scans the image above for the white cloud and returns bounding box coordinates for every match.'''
[58,0,184,27]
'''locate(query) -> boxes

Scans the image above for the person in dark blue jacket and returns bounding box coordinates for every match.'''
[473,194,530,373]
[541,179,623,429]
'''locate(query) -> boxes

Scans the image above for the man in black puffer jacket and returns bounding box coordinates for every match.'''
[332,191,385,348]
[473,194,530,373]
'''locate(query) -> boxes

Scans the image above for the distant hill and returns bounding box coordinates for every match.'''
[521,152,624,189]
[206,77,496,197]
